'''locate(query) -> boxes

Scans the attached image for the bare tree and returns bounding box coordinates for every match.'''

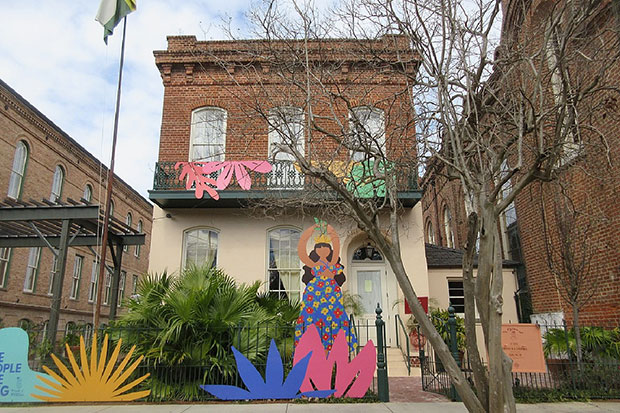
[184,0,619,411]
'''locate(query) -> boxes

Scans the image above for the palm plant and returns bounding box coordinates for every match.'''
[112,265,282,400]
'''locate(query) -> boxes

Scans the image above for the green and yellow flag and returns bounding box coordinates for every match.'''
[95,0,136,44]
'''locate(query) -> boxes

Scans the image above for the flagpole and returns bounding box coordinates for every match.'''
[95,16,128,328]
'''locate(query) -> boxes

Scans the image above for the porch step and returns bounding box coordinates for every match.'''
[385,347,420,377]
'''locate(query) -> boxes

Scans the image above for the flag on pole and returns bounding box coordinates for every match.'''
[96,0,137,44]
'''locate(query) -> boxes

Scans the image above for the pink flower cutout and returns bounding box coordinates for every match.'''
[175,162,219,200]
[202,161,272,190]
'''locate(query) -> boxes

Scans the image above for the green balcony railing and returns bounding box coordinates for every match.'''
[152,160,419,193]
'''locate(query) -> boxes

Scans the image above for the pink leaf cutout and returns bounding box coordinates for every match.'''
[216,163,235,190]
[293,325,376,398]
[235,162,251,190]
[175,162,219,200]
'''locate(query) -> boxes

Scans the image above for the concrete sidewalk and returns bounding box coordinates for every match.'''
[2,402,620,412]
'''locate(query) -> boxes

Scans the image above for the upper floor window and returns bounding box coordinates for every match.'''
[135,220,143,257]
[69,255,83,299]
[88,260,98,303]
[183,228,218,269]
[108,200,115,221]
[443,206,455,248]
[83,184,93,203]
[268,107,305,161]
[425,220,435,244]
[500,161,517,227]
[267,228,302,301]
[123,212,132,252]
[8,141,28,199]
[0,248,11,288]
[50,165,64,202]
[118,270,126,307]
[190,107,227,162]
[23,247,41,293]
[349,107,385,162]
[48,249,59,296]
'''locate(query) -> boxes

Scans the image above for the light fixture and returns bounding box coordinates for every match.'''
[364,242,375,259]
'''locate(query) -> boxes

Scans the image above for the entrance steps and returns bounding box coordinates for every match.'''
[385,347,421,377]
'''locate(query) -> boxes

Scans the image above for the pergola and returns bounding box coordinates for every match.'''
[0,197,145,343]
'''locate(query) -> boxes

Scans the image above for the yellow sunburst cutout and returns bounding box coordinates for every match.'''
[32,333,151,402]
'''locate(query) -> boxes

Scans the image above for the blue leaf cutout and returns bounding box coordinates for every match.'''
[200,384,253,400]
[281,351,312,396]
[265,339,284,388]
[301,390,337,398]
[231,345,266,395]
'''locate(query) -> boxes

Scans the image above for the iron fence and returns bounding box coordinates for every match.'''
[419,309,620,400]
[15,315,388,402]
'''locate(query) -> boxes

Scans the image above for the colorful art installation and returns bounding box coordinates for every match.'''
[176,161,272,200]
[34,333,150,402]
[294,325,377,398]
[201,339,334,400]
[345,160,388,198]
[0,328,56,402]
[295,220,358,352]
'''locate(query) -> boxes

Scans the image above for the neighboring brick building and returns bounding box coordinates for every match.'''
[147,35,519,352]
[0,78,153,334]
[422,0,620,325]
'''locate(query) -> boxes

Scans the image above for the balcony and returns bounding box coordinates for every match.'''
[149,160,421,209]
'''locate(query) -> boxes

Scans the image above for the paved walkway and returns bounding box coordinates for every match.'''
[2,402,620,412]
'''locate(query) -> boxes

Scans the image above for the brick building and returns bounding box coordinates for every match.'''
[0,78,152,335]
[422,0,620,326]
[147,34,519,356]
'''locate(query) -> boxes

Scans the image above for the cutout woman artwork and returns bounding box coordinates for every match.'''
[295,219,358,352]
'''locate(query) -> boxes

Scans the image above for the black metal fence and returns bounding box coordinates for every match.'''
[15,314,389,403]
[420,309,620,401]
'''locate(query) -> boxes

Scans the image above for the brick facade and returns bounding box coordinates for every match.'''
[0,79,153,333]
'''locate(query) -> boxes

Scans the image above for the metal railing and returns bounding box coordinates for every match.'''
[152,160,419,193]
[394,314,411,376]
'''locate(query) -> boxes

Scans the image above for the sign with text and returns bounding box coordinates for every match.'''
[501,324,546,373]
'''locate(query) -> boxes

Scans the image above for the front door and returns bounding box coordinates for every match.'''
[352,266,392,346]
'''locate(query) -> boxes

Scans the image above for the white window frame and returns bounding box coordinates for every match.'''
[443,206,455,248]
[23,247,41,293]
[349,107,385,162]
[0,248,11,288]
[189,107,227,162]
[182,228,219,269]
[103,270,112,305]
[50,165,64,203]
[266,227,303,301]
[135,220,143,257]
[123,212,132,252]
[69,255,83,300]
[108,200,114,221]
[48,249,59,296]
[426,221,435,244]
[447,278,465,315]
[117,271,126,307]
[83,184,93,203]
[268,107,305,161]
[131,274,139,295]
[88,260,98,303]
[8,141,28,199]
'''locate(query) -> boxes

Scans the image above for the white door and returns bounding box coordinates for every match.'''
[352,266,393,346]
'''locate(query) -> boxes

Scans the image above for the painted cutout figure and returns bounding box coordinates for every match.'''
[295,220,358,352]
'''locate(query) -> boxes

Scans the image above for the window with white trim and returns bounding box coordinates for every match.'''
[131,274,139,295]
[8,141,28,199]
[189,107,227,161]
[108,200,114,221]
[123,212,132,252]
[0,248,10,288]
[268,107,305,189]
[500,161,517,227]
[426,221,435,244]
[135,220,143,257]
[443,206,455,248]
[69,255,83,299]
[48,249,59,296]
[50,165,64,202]
[267,228,302,301]
[349,107,385,162]
[448,279,465,314]
[23,247,41,292]
[88,260,98,303]
[183,228,218,269]
[83,184,93,203]
[103,270,112,305]
[117,270,126,307]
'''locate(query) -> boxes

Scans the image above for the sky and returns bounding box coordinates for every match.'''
[0,1,253,200]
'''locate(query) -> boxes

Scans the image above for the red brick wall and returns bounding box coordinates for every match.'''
[0,81,153,331]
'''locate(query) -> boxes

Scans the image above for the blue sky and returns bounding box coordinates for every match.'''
[0,1,251,199]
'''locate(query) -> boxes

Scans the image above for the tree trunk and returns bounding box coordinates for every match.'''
[572,304,583,369]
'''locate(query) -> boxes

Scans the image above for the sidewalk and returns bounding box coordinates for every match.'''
[2,402,620,412]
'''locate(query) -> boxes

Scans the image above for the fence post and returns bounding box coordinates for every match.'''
[375,303,389,402]
[448,306,461,401]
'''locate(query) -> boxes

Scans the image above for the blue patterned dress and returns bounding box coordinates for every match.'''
[294,273,358,352]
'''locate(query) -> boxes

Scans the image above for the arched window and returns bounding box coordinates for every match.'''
[352,244,383,261]
[50,165,64,202]
[183,228,218,269]
[108,200,115,221]
[349,107,385,161]
[83,184,93,203]
[425,220,435,244]
[267,228,302,300]
[18,318,33,331]
[268,107,305,161]
[135,220,143,257]
[123,212,132,252]
[443,206,455,248]
[8,141,28,199]
[189,107,227,161]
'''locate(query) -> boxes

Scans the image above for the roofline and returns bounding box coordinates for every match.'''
[0,77,152,209]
